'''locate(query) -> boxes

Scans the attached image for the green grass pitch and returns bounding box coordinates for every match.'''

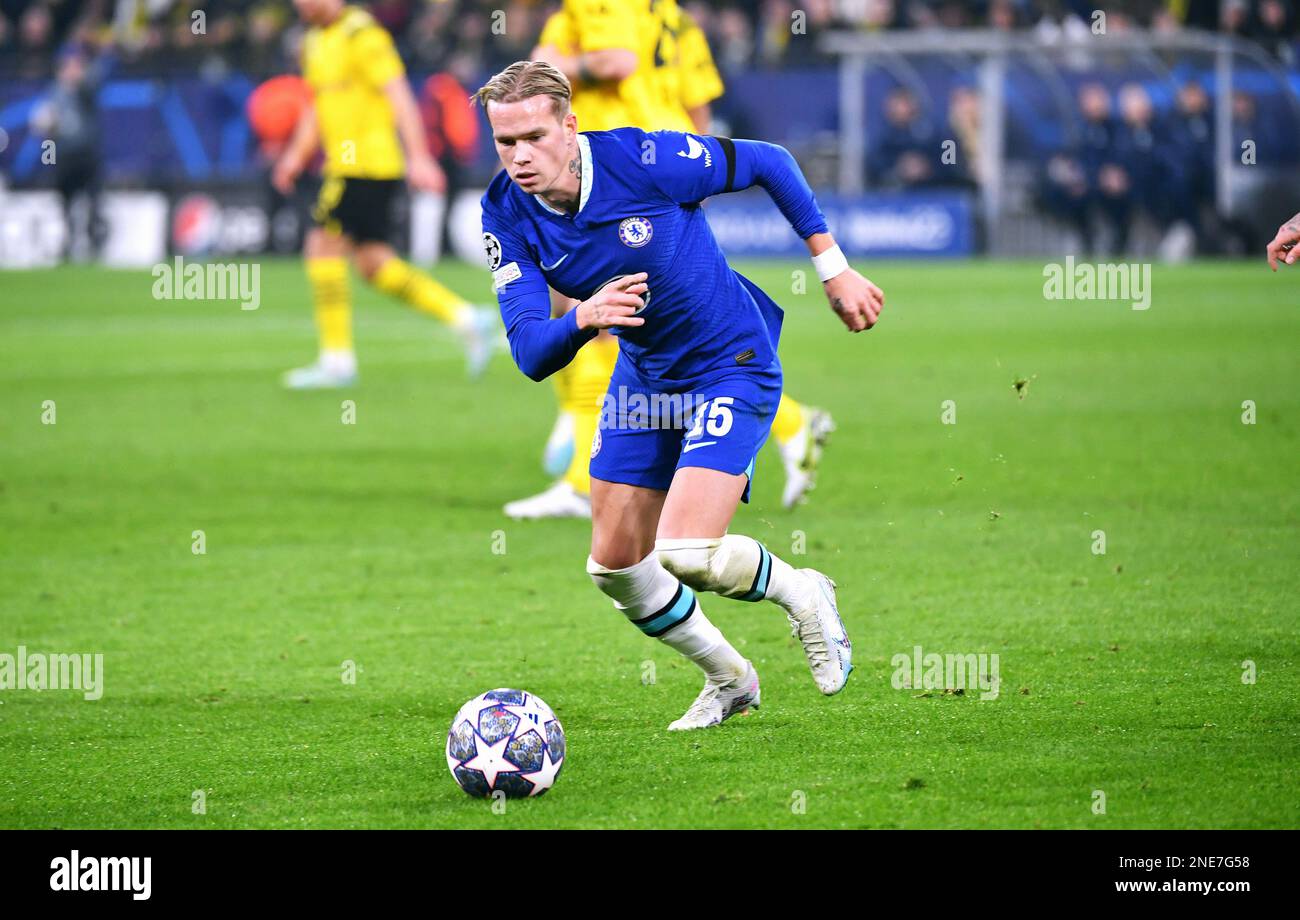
[1,257,1296,829]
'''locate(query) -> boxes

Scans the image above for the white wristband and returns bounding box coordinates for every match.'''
[811,244,849,283]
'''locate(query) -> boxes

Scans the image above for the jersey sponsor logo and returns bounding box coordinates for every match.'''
[677,135,712,167]
[618,216,653,249]
[493,261,522,291]
[483,232,502,270]
[540,253,569,271]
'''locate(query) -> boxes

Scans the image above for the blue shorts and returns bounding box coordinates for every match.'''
[589,356,783,503]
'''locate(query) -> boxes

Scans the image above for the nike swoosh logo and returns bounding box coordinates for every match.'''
[681,440,718,453]
[540,254,569,271]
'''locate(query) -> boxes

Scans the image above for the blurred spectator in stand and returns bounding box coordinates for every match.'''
[407,0,460,67]
[762,0,835,65]
[1041,150,1091,248]
[241,2,293,77]
[1115,82,1196,257]
[1233,87,1289,168]
[15,2,56,78]
[1075,82,1134,254]
[988,0,1022,30]
[1168,79,1215,249]
[870,86,941,189]
[480,1,548,71]
[713,6,755,74]
[1225,89,1279,252]
[1221,0,1251,36]
[1114,84,1163,213]
[1255,0,1296,66]
[1041,82,1128,255]
[29,44,107,260]
[757,0,793,66]
[946,84,982,190]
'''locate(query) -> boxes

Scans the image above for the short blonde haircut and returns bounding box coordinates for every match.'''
[475,60,572,120]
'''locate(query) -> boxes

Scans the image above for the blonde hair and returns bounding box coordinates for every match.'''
[475,60,572,120]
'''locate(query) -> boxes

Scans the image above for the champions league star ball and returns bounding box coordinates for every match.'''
[446,689,566,798]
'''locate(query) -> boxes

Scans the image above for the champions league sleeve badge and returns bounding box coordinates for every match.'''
[483,232,502,270]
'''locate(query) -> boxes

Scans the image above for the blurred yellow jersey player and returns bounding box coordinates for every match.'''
[505,0,833,519]
[674,8,726,131]
[534,0,694,131]
[273,0,497,388]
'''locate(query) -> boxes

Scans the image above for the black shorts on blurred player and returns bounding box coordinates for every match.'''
[312,177,401,243]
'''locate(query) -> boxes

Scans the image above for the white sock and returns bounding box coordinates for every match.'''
[763,551,815,614]
[658,608,748,687]
[320,348,356,375]
[587,553,747,686]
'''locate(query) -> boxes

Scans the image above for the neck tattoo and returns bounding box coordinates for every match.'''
[556,153,580,213]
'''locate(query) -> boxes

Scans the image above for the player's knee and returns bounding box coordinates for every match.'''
[655,538,723,591]
[587,552,650,602]
[588,530,650,574]
[657,535,762,597]
[354,246,391,281]
[304,228,344,260]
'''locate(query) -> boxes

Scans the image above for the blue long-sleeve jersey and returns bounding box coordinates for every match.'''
[479,128,829,387]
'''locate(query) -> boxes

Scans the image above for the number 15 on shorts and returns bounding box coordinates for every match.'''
[684,396,735,448]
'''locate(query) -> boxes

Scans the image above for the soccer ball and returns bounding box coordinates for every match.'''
[446,689,566,798]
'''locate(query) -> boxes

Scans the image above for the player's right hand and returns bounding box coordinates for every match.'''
[271,156,301,196]
[576,273,649,331]
[1266,212,1300,271]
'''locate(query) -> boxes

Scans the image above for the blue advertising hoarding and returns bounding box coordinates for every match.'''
[705,190,975,258]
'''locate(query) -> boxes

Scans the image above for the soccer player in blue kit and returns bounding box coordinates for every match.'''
[476,62,885,730]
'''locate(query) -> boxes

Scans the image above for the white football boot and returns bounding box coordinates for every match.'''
[502,480,592,520]
[786,569,852,694]
[282,352,358,390]
[780,407,836,509]
[667,661,760,731]
[460,306,503,380]
[541,412,576,478]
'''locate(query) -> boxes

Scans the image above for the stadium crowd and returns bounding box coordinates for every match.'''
[2,0,1297,257]
[2,1,1298,79]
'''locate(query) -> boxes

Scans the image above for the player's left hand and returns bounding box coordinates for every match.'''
[1266,211,1300,271]
[407,155,447,194]
[824,268,884,332]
